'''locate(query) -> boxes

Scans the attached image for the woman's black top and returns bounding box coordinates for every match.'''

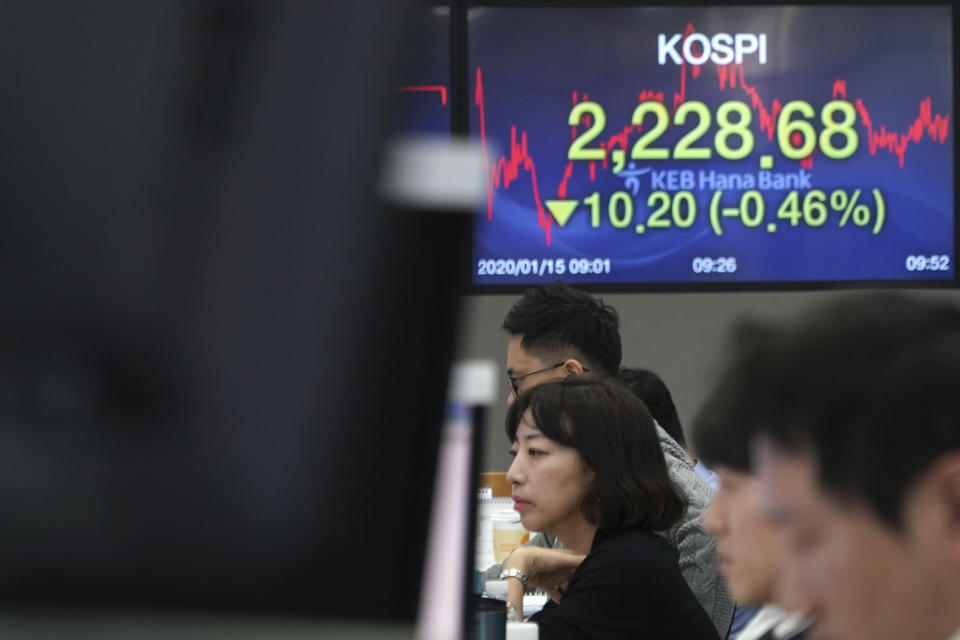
[529,527,721,640]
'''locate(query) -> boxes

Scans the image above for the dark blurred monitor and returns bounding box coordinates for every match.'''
[416,361,496,640]
[0,0,474,627]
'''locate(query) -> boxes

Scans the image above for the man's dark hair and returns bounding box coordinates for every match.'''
[716,292,960,530]
[502,281,622,375]
[506,377,687,532]
[690,320,776,473]
[619,367,686,447]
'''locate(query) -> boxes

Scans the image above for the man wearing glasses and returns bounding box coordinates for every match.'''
[491,281,733,638]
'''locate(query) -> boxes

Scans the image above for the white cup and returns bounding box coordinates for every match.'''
[491,510,529,562]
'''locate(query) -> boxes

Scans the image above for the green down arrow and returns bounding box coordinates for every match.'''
[545,199,579,226]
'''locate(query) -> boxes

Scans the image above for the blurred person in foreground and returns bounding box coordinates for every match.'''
[690,369,812,640]
[716,293,960,640]
[500,377,719,639]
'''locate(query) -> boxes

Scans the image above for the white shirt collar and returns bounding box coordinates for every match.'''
[736,606,813,640]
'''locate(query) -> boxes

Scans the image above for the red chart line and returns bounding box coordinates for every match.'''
[476,67,554,244]
[398,85,448,105]
[476,25,950,246]
[831,79,950,168]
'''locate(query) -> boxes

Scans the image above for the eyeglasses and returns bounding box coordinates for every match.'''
[507,362,590,396]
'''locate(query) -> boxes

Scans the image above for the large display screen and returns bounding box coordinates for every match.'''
[469,6,954,288]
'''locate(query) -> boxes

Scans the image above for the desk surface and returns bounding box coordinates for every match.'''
[507,621,539,640]
[0,609,414,640]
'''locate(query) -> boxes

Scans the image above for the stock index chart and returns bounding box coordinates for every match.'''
[397,7,450,135]
[468,6,954,288]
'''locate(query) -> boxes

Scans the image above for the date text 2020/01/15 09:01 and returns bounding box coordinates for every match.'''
[476,258,611,278]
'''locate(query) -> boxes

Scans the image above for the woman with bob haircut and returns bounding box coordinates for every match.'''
[500,377,719,639]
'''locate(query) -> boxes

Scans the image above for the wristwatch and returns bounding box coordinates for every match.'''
[499,567,528,588]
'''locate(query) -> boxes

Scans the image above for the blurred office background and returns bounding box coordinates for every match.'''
[457,289,960,472]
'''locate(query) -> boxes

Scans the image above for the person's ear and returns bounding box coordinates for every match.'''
[943,455,960,525]
[930,452,960,564]
[562,359,585,376]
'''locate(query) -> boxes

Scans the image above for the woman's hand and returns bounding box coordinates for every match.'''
[501,546,586,613]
